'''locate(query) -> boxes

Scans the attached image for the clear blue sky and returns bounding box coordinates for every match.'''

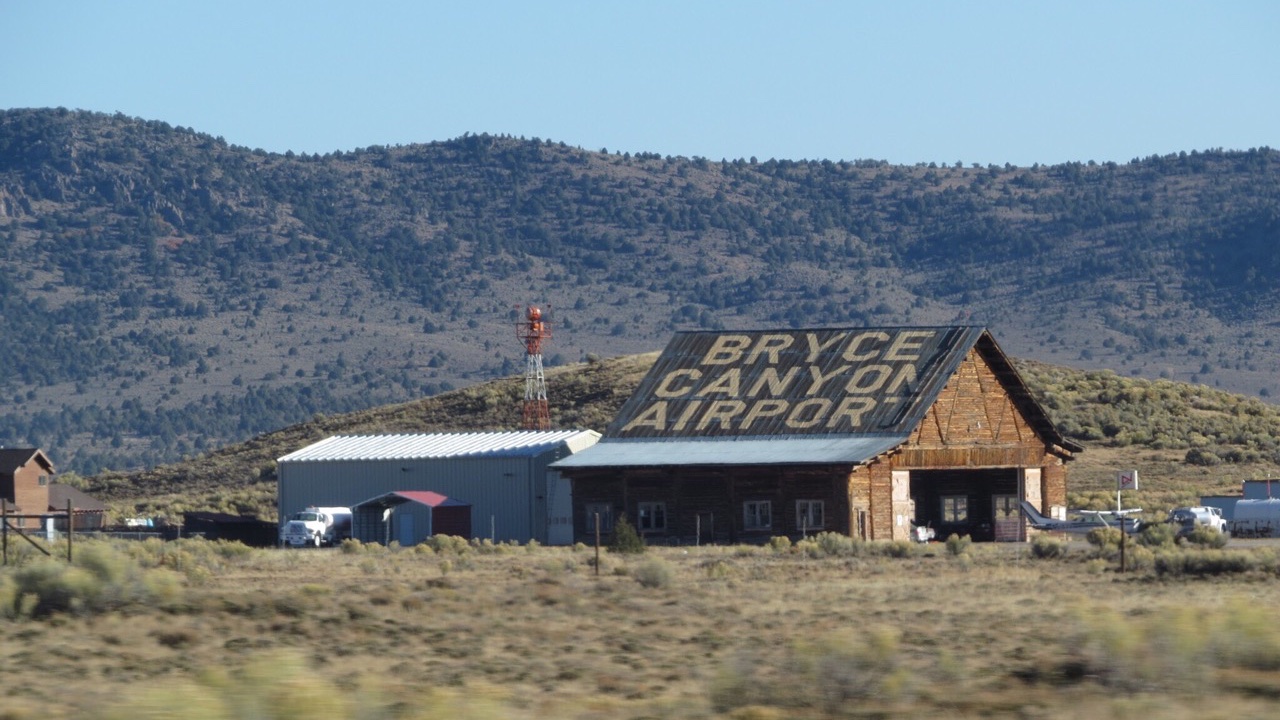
[3,1,1276,166]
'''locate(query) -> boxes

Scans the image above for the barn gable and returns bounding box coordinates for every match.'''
[903,343,1078,458]
[555,326,1077,543]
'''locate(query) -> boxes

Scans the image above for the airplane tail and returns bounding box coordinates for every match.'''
[1019,499,1054,527]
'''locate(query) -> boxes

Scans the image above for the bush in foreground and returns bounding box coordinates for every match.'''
[712,627,912,715]
[632,558,674,588]
[2,541,183,618]
[1030,534,1068,559]
[1154,549,1266,577]
[608,516,646,554]
[1138,522,1179,549]
[1069,599,1280,691]
[1185,525,1229,548]
[945,534,972,557]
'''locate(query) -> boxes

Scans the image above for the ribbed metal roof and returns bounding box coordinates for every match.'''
[277,430,600,463]
[552,435,908,468]
[351,491,470,509]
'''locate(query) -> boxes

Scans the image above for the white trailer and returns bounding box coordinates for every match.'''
[1228,498,1280,538]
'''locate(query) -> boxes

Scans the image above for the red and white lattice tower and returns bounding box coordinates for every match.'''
[516,305,552,430]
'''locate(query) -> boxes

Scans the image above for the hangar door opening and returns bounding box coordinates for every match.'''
[911,468,1020,542]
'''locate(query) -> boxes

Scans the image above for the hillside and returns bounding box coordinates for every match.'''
[89,353,657,520]
[87,353,1280,523]
[3,108,1280,474]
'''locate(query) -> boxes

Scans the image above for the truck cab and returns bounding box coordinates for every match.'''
[1166,506,1227,536]
[281,507,352,547]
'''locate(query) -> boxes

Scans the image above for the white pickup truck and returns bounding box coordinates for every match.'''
[281,506,352,547]
[1166,506,1227,536]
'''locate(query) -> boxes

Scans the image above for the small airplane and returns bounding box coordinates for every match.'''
[1019,500,1143,535]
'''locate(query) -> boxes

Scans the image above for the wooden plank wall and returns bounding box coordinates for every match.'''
[1042,460,1067,509]
[570,465,854,543]
[567,347,1076,542]
[909,349,1041,450]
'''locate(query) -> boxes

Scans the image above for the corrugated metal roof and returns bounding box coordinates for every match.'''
[552,435,908,468]
[605,326,985,439]
[277,430,601,463]
[351,491,470,509]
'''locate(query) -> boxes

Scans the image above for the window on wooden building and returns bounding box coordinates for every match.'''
[38,475,48,487]
[584,502,614,533]
[743,501,772,530]
[637,502,666,532]
[942,496,968,523]
[796,500,824,531]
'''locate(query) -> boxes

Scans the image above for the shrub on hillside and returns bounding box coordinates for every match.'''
[1185,447,1221,466]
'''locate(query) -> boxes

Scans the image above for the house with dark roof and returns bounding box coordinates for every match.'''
[48,483,108,530]
[553,327,1080,543]
[0,448,55,530]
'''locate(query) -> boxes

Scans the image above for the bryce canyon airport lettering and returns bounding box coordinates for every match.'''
[618,329,942,436]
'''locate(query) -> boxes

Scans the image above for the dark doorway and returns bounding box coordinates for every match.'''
[696,512,716,545]
[911,469,1019,542]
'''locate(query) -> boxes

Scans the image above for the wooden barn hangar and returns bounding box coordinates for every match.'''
[552,326,1080,543]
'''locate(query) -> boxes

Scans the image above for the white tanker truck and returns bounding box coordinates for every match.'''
[1228,498,1280,538]
[281,506,352,547]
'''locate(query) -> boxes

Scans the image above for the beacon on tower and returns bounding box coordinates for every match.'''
[516,305,552,430]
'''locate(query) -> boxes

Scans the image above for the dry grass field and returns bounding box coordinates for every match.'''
[3,535,1280,719]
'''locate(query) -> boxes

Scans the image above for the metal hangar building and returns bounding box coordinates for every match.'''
[278,430,600,545]
[553,326,1079,543]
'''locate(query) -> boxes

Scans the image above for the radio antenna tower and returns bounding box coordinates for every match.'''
[516,305,552,430]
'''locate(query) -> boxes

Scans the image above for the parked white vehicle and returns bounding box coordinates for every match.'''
[281,507,352,547]
[1166,506,1227,536]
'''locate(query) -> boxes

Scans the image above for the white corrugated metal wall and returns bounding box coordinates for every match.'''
[277,431,599,544]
